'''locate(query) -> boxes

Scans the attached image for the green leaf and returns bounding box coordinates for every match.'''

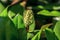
[8,11,16,19]
[37,5,44,9]
[8,4,27,40]
[0,3,5,13]
[5,19,18,40]
[37,10,51,16]
[12,14,25,29]
[29,21,35,32]
[31,30,41,40]
[0,6,9,17]
[0,7,18,40]
[53,6,60,10]
[51,11,60,16]
[8,3,25,28]
[27,33,34,40]
[0,18,18,40]
[18,28,27,40]
[45,28,58,40]
[31,23,52,40]
[8,3,24,19]
[13,14,27,40]
[54,21,60,40]
[37,10,60,16]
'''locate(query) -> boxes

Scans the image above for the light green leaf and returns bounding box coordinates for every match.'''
[8,11,16,19]
[0,6,9,17]
[54,21,60,40]
[0,3,5,13]
[37,10,60,16]
[31,30,41,40]
[51,11,60,16]
[12,14,25,28]
[37,5,44,9]
[38,10,51,16]
[27,33,34,40]
[53,6,60,10]
[29,21,35,32]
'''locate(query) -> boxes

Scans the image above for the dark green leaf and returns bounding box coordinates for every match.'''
[0,7,18,40]
[45,28,58,40]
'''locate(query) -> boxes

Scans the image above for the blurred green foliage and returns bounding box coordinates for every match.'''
[0,0,60,40]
